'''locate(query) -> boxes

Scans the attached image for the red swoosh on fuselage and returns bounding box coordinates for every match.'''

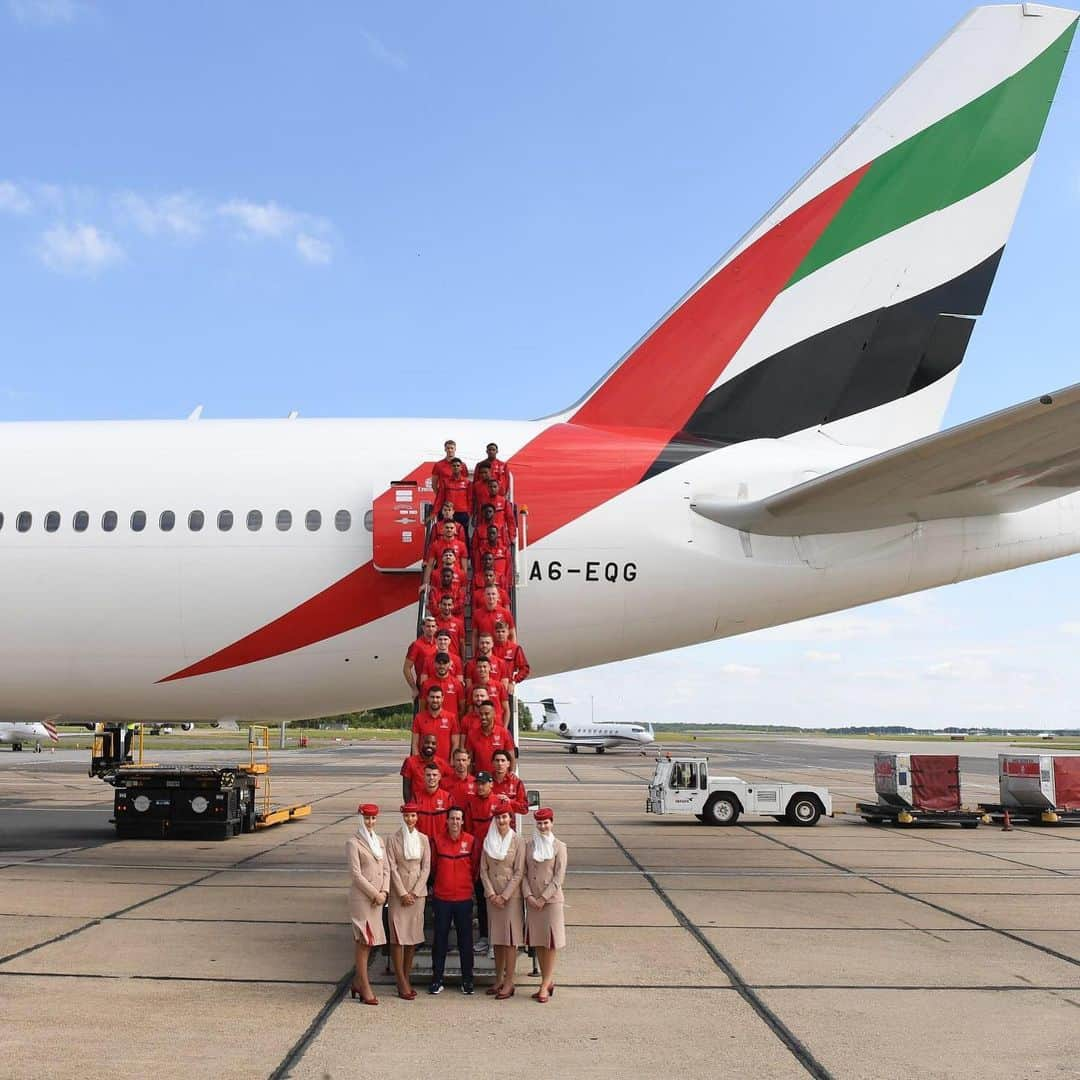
[160,165,867,682]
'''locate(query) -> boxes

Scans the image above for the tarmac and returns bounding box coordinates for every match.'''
[2,735,1079,1079]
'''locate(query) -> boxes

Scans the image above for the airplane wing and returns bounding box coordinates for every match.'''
[692,383,1080,536]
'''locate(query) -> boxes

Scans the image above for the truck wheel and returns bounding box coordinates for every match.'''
[786,796,822,827]
[703,794,740,826]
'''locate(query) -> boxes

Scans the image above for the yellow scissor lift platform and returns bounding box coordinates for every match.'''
[92,723,310,839]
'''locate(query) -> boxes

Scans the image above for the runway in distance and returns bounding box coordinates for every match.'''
[530,699,656,754]
[2,5,1079,726]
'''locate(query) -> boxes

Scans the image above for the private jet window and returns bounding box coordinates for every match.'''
[188,510,204,532]
[16,511,31,532]
[0,511,4,530]
[45,511,60,532]
[73,511,89,532]
[335,509,351,532]
[276,509,292,531]
[159,510,175,532]
[247,510,263,532]
[305,509,322,532]
[218,510,233,532]
[102,510,117,532]
[131,510,147,532]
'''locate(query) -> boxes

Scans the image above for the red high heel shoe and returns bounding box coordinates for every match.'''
[350,984,378,1005]
[496,986,516,1000]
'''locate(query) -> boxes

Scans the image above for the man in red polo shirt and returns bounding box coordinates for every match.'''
[471,525,511,586]
[475,442,509,494]
[466,656,508,716]
[465,633,505,686]
[473,585,515,651]
[433,458,471,540]
[411,685,456,761]
[491,749,527,814]
[429,807,479,995]
[466,701,516,775]
[430,440,458,502]
[424,520,469,589]
[471,461,494,516]
[420,652,465,719]
[471,569,509,613]
[414,762,452,842]
[493,622,530,689]
[480,477,516,540]
[403,615,439,708]
[428,566,466,617]
[464,772,505,955]
[400,733,451,800]
[443,747,477,809]
[433,595,467,657]
[436,500,466,543]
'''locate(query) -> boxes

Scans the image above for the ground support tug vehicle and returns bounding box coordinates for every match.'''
[646,756,832,826]
[979,753,1080,825]
[857,753,984,828]
[91,723,310,840]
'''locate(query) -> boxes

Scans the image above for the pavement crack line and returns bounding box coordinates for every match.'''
[592,812,832,1080]
[267,968,355,1080]
[744,826,1080,972]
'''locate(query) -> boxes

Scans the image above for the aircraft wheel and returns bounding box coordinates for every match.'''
[12,743,22,752]
[595,747,605,754]
[703,794,740,827]
[568,745,578,754]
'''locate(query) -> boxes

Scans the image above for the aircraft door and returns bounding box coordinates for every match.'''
[371,464,436,573]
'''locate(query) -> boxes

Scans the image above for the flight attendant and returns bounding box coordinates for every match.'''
[480,805,526,999]
[346,803,390,1005]
[386,802,431,1000]
[523,807,567,1003]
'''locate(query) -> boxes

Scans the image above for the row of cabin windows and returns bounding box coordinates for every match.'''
[0,509,354,534]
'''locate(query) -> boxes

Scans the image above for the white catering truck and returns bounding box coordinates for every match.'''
[646,756,832,826]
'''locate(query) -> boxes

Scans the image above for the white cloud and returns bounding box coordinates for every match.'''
[361,28,407,71]
[116,191,204,239]
[295,232,332,265]
[0,181,32,214]
[37,223,122,275]
[219,199,299,239]
[718,662,761,679]
[9,0,84,25]
[753,612,893,643]
[805,650,841,663]
[1060,622,1080,635]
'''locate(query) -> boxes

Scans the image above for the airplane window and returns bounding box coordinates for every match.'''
[0,511,4,530]
[363,510,374,532]
[247,510,263,532]
[45,511,60,532]
[305,509,321,532]
[188,510,204,532]
[218,510,233,531]
[131,510,147,532]
[73,511,89,532]
[159,510,175,532]
[276,509,292,531]
[16,511,31,532]
[102,510,117,532]
[335,509,351,532]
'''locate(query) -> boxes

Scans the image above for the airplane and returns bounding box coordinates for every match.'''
[0,720,80,752]
[530,699,656,754]
[0,6,1079,729]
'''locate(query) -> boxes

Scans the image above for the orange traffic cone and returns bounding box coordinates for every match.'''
[1001,808,1013,832]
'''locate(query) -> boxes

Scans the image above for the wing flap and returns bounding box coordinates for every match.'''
[692,382,1080,535]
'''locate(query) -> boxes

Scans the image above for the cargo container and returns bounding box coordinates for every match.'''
[978,754,1080,824]
[858,753,982,827]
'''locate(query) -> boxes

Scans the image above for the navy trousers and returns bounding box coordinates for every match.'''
[432,897,474,983]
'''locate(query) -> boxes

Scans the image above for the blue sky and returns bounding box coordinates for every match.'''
[3,1,1079,727]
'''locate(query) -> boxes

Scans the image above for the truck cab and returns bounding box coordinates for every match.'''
[647,756,832,826]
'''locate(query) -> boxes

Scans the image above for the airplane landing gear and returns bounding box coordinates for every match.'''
[595,747,606,754]
[568,745,578,754]
[11,742,22,752]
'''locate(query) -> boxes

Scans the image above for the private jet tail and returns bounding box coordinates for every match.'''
[531,5,1077,488]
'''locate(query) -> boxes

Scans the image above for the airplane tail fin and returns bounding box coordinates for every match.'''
[538,698,560,730]
[564,5,1077,469]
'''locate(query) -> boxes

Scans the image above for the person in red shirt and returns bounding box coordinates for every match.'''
[411,685,456,761]
[443,747,477,809]
[480,477,516,540]
[466,656,508,714]
[465,633,505,686]
[467,701,516,775]
[433,595,467,656]
[493,622,530,688]
[471,569,509,612]
[403,615,439,708]
[475,442,510,495]
[491,750,527,814]
[428,566,466,617]
[433,458,472,539]
[472,526,512,590]
[436,500,466,543]
[414,762,452,842]
[400,733,452,800]
[420,652,465,719]
[473,586,516,650]
[429,808,479,994]
[425,521,469,584]
[471,461,494,517]
[464,772,505,953]
[430,440,458,502]
[414,631,461,686]
[475,502,511,549]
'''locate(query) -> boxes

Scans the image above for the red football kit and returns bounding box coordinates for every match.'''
[494,641,530,684]
[475,458,510,493]
[414,786,452,842]
[472,544,511,588]
[465,654,506,686]
[431,828,479,901]
[434,614,467,656]
[435,475,471,516]
[405,636,439,693]
[400,753,452,796]
[429,536,468,572]
[412,709,456,762]
[464,791,505,845]
[492,774,528,815]
[416,649,462,685]
[431,459,456,496]
[428,582,466,617]
[481,494,516,540]
[473,604,516,639]
[444,771,477,810]
[466,724,516,775]
[420,673,465,717]
[472,584,510,611]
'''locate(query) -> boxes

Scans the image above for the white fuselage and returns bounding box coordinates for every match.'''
[1,415,1078,724]
[0,722,56,746]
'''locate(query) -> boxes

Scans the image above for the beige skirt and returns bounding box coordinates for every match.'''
[486,895,525,947]
[388,893,426,946]
[525,900,566,950]
[349,890,387,947]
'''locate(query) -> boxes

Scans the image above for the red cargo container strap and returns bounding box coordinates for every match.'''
[910,754,961,811]
[1053,757,1080,811]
